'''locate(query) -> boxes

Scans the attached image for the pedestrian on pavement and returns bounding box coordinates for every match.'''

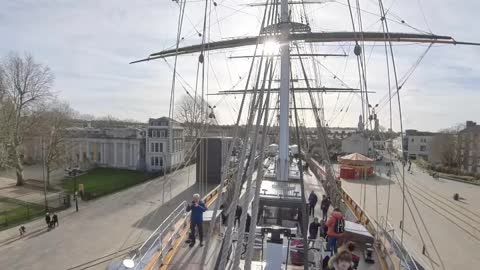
[234,205,242,227]
[308,191,318,217]
[320,195,331,221]
[19,226,26,236]
[326,208,345,255]
[52,213,59,227]
[309,217,321,239]
[45,213,52,229]
[186,193,207,247]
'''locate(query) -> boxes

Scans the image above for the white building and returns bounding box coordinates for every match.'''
[66,127,145,170]
[145,117,185,172]
[341,133,370,156]
[404,129,436,161]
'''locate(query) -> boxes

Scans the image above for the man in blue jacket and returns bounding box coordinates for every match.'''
[186,193,207,247]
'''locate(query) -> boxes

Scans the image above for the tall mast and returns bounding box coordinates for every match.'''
[278,0,290,181]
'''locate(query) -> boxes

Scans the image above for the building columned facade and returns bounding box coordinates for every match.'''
[145,117,185,172]
[24,117,185,173]
[458,121,480,173]
[66,127,146,171]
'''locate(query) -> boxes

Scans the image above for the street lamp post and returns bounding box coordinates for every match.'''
[66,168,80,212]
[41,137,48,211]
[73,171,79,212]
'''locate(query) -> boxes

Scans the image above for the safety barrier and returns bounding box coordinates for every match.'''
[156,177,229,270]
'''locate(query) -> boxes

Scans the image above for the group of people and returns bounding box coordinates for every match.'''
[45,212,59,229]
[186,193,253,248]
[308,191,331,221]
[308,190,361,270]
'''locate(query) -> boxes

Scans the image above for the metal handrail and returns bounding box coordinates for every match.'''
[128,200,188,270]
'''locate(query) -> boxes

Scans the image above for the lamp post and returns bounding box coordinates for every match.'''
[41,137,48,211]
[66,167,80,212]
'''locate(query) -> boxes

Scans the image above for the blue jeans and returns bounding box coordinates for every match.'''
[327,236,338,255]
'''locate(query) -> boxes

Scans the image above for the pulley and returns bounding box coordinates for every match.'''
[354,44,362,56]
[199,53,204,63]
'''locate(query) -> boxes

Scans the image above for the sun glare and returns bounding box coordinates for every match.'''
[263,40,280,55]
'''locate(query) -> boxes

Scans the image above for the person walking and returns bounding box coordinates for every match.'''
[19,226,26,236]
[308,191,318,217]
[52,213,59,227]
[308,217,321,240]
[186,193,207,247]
[320,195,331,221]
[326,208,345,255]
[45,213,52,229]
[234,205,243,227]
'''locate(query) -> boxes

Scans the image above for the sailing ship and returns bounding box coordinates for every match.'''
[111,0,480,269]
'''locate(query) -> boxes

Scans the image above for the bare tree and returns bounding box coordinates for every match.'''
[0,53,54,185]
[37,101,74,187]
[175,95,209,138]
[431,123,466,168]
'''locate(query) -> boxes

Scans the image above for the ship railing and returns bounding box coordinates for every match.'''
[376,219,421,270]
[122,200,188,270]
[306,155,418,270]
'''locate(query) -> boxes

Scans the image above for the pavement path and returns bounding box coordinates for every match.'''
[340,158,480,270]
[0,165,199,270]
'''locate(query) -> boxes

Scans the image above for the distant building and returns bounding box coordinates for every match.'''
[458,121,480,173]
[341,133,370,156]
[146,117,185,172]
[66,127,146,170]
[24,116,185,173]
[403,129,436,161]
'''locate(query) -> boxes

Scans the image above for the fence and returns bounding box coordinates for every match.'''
[0,192,71,228]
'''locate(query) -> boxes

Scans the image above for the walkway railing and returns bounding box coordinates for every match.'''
[122,200,188,270]
[306,155,422,270]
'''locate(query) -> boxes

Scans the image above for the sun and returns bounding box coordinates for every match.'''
[263,40,280,55]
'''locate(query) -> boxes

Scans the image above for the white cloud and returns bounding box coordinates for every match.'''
[1,0,479,131]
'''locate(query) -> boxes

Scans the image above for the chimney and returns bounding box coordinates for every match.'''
[466,121,477,128]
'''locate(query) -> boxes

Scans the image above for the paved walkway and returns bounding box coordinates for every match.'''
[340,158,480,270]
[0,165,198,270]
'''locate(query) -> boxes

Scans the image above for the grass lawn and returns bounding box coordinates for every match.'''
[63,167,153,199]
[0,197,45,228]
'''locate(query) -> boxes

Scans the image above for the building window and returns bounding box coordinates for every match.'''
[411,138,414,142]
[151,157,155,166]
[160,143,163,152]
[420,145,426,152]
[159,157,163,167]
[83,152,87,160]
[98,152,101,162]
[155,143,159,152]
[151,143,155,152]
[155,156,159,166]
[160,130,166,137]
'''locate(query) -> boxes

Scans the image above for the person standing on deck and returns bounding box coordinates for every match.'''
[234,205,242,227]
[308,191,318,217]
[320,195,331,221]
[309,217,321,239]
[326,208,345,255]
[186,193,207,247]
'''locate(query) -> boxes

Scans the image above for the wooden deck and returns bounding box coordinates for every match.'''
[158,169,382,270]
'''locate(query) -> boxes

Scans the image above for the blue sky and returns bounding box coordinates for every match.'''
[1,0,480,132]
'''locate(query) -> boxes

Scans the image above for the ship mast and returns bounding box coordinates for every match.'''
[278,0,290,181]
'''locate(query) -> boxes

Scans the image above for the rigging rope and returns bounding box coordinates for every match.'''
[198,0,273,266]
